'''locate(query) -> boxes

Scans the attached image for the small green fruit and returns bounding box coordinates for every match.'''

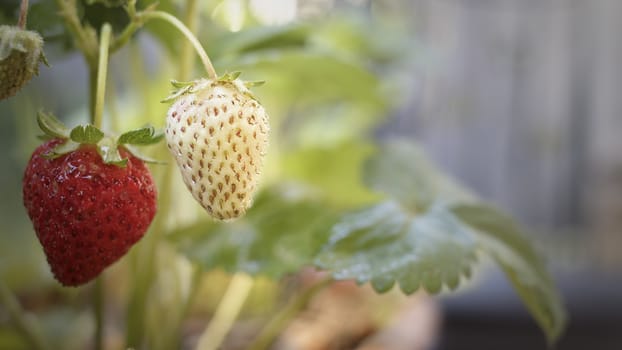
[0,25,46,100]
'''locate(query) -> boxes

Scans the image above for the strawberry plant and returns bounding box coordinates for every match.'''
[0,0,567,349]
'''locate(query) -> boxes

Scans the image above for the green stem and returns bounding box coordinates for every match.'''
[165,265,202,349]
[128,10,217,79]
[125,165,173,348]
[54,0,98,66]
[110,21,139,53]
[179,0,199,80]
[195,274,255,350]
[90,23,112,350]
[17,0,29,29]
[142,11,216,78]
[94,277,104,350]
[88,66,98,122]
[125,3,206,345]
[248,278,333,350]
[0,280,49,350]
[93,23,112,128]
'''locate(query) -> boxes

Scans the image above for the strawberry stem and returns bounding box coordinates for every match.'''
[0,280,50,350]
[195,274,255,350]
[141,11,218,79]
[179,0,200,81]
[94,278,105,350]
[92,23,112,350]
[94,23,112,129]
[53,0,99,67]
[17,0,29,29]
[248,277,333,350]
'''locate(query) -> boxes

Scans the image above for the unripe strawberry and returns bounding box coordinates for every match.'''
[164,75,269,220]
[0,25,46,100]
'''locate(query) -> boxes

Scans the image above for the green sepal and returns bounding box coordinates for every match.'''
[42,140,80,159]
[36,134,53,141]
[245,81,265,88]
[161,83,193,103]
[37,111,69,139]
[219,71,241,81]
[162,72,266,103]
[117,125,164,145]
[97,137,127,167]
[170,80,194,89]
[70,124,105,144]
[123,145,166,165]
[40,52,49,67]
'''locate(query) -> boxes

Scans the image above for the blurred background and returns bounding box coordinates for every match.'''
[1,0,621,349]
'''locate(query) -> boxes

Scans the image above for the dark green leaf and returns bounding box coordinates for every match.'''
[364,140,473,211]
[168,185,340,278]
[36,111,69,139]
[451,204,568,343]
[315,201,478,294]
[117,126,164,145]
[85,0,127,7]
[70,124,105,144]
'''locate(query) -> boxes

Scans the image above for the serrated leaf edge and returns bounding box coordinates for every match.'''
[117,125,164,145]
[70,124,105,144]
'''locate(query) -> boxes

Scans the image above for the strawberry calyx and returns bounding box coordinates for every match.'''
[36,111,164,167]
[0,25,48,72]
[161,71,265,103]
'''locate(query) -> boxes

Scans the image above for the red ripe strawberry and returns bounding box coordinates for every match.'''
[23,139,157,286]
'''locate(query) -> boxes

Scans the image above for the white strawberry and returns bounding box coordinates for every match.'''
[164,74,269,220]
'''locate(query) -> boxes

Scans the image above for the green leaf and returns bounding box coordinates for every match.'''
[363,140,474,211]
[347,139,567,343]
[281,142,381,207]
[210,23,311,57]
[85,0,127,7]
[315,201,478,295]
[36,111,69,139]
[451,204,568,344]
[69,125,104,144]
[167,185,340,278]
[117,126,164,145]
[217,50,386,110]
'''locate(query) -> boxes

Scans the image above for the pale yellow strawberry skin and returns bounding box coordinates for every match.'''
[165,78,269,220]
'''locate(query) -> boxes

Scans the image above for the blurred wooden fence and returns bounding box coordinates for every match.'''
[384,0,622,244]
